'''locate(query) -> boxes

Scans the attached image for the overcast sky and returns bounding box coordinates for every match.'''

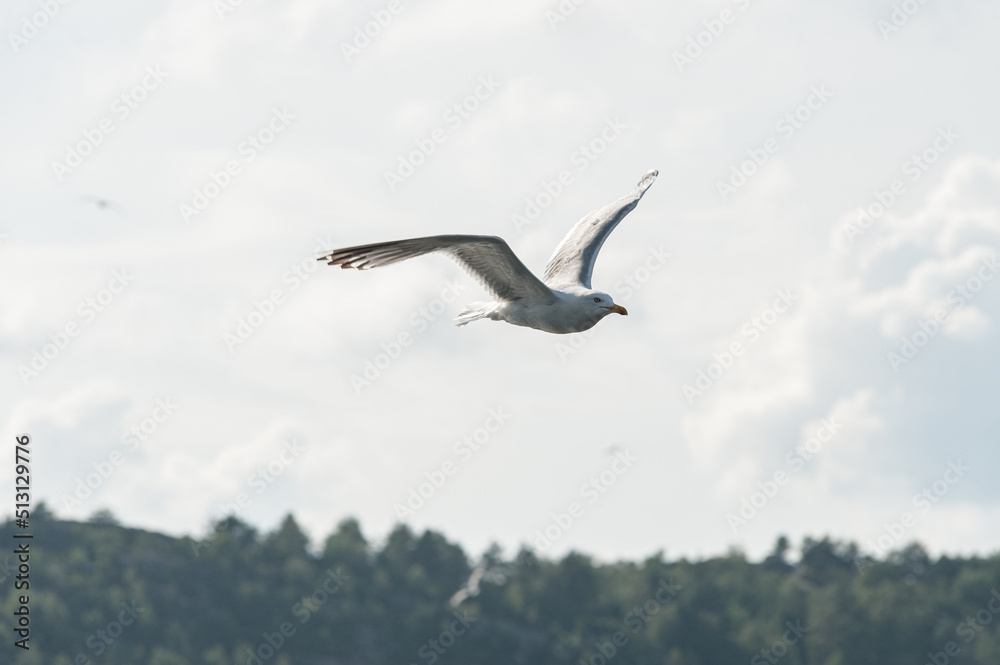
[2,0,999,563]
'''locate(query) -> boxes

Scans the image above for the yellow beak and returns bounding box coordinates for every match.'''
[605,304,628,316]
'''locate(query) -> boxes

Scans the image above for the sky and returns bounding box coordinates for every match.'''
[2,0,999,564]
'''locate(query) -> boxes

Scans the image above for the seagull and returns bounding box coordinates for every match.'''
[81,195,125,214]
[449,564,486,607]
[319,169,658,334]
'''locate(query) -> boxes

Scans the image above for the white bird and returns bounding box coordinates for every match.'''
[319,169,658,334]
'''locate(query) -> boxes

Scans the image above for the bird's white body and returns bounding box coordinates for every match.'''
[464,287,613,334]
[320,170,658,335]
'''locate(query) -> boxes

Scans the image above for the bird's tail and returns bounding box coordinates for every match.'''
[453,301,498,327]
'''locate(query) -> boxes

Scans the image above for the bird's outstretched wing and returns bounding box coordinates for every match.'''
[319,234,556,303]
[542,169,658,289]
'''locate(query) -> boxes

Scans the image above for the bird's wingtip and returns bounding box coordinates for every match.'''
[636,169,658,191]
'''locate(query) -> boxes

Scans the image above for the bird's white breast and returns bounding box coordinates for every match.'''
[497,291,605,334]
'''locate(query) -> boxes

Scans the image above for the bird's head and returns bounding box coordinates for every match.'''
[586,291,627,319]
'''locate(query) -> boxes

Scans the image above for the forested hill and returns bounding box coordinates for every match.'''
[1,507,998,665]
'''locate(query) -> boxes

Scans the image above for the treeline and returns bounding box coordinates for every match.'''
[1,505,998,665]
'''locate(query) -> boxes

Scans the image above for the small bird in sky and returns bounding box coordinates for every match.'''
[81,195,125,214]
[319,170,658,334]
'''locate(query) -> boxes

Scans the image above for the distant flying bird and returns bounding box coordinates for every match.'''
[319,170,658,334]
[81,195,124,214]
[449,565,486,607]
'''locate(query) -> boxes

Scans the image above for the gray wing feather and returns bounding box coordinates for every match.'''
[543,170,658,289]
[319,234,555,303]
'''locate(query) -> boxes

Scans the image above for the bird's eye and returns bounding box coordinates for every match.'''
[594,297,601,302]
